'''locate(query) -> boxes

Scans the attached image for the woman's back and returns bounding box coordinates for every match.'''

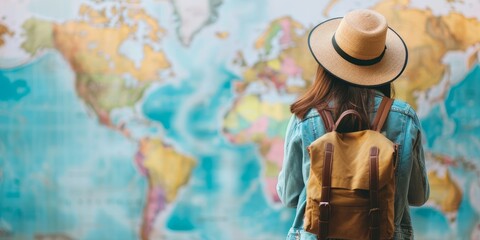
[278,9,429,240]
[277,94,429,239]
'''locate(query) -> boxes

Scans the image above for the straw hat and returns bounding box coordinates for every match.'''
[308,9,408,86]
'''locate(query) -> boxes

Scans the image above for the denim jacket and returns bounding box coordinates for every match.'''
[277,94,430,240]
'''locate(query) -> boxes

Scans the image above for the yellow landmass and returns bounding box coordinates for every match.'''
[373,0,480,107]
[0,23,13,46]
[441,12,480,49]
[255,38,266,51]
[53,4,170,82]
[141,45,171,77]
[323,0,340,17]
[262,101,291,121]
[467,48,479,69]
[128,8,166,42]
[290,19,304,32]
[234,95,290,122]
[235,95,262,122]
[215,31,230,39]
[243,66,262,83]
[223,111,239,132]
[265,159,280,177]
[111,5,119,16]
[141,138,196,202]
[428,170,462,213]
[267,59,281,71]
[79,5,109,24]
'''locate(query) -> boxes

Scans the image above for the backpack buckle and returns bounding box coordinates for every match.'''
[369,208,381,232]
[319,202,330,222]
[369,208,380,215]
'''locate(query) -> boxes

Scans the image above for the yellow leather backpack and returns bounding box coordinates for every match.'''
[304,97,398,240]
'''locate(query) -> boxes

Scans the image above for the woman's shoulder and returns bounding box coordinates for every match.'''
[376,96,418,120]
[393,99,418,117]
[302,108,322,121]
[286,109,323,136]
[386,98,422,130]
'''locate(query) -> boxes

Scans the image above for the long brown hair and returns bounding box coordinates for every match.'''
[290,65,393,132]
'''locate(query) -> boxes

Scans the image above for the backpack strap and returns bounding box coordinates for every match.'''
[318,108,334,132]
[369,147,380,240]
[371,97,394,132]
[332,109,363,131]
[318,143,334,240]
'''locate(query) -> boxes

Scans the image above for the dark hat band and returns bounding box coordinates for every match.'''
[332,34,386,66]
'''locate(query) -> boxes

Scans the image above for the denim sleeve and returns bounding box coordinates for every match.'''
[407,111,430,206]
[277,115,305,208]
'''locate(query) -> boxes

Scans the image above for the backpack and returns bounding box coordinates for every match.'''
[304,97,398,240]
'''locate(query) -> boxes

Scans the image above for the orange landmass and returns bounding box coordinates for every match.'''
[79,5,109,25]
[428,170,462,213]
[128,8,166,42]
[53,4,170,82]
[0,23,13,46]
[373,0,480,107]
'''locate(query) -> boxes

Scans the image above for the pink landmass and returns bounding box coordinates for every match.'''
[279,19,293,46]
[246,116,269,136]
[258,67,285,90]
[224,116,269,144]
[266,138,284,167]
[134,151,148,176]
[265,178,281,202]
[281,57,302,77]
[223,132,237,143]
[141,185,167,240]
[259,56,303,90]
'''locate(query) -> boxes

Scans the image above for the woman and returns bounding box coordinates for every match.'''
[276,9,429,240]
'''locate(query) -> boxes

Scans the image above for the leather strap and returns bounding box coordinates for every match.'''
[319,109,334,132]
[318,143,334,240]
[369,147,380,240]
[332,109,362,131]
[372,97,394,132]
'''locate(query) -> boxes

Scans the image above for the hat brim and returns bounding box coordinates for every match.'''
[308,17,408,87]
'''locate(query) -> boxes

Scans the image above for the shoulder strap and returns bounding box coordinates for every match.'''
[371,97,394,132]
[369,147,380,240]
[318,108,334,132]
[319,142,334,240]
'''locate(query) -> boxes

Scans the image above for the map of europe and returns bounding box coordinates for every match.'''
[0,0,479,239]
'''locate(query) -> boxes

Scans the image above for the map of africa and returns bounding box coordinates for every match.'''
[0,0,479,239]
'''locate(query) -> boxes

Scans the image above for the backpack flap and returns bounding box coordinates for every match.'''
[308,130,396,191]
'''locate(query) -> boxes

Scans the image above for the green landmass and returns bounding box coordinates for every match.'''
[21,18,54,55]
[77,73,148,112]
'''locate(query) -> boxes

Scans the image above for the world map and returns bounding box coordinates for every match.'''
[0,0,479,239]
